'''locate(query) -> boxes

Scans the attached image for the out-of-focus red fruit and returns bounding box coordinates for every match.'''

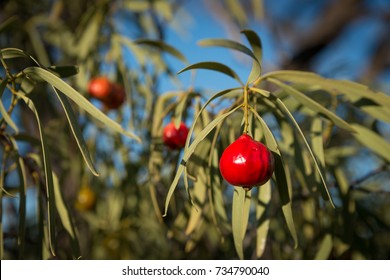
[88,77,112,100]
[219,134,274,189]
[163,121,189,150]
[103,83,126,109]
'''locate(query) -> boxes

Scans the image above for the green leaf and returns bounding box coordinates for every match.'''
[15,94,56,256]
[350,123,390,162]
[178,62,243,85]
[0,48,40,66]
[198,38,258,61]
[250,108,298,247]
[135,39,187,63]
[241,29,263,83]
[267,78,355,133]
[311,118,325,167]
[184,87,242,150]
[315,234,333,260]
[23,67,141,142]
[263,70,390,122]
[52,172,80,258]
[163,106,242,217]
[185,168,207,236]
[232,187,252,260]
[275,97,335,207]
[0,78,19,133]
[53,89,99,176]
[199,37,261,85]
[256,181,271,258]
[47,66,79,78]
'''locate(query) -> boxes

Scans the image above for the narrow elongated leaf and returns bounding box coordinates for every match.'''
[350,123,390,162]
[232,187,251,260]
[315,234,333,260]
[163,106,242,216]
[268,78,355,133]
[23,67,141,142]
[311,118,325,167]
[0,78,18,133]
[241,29,263,83]
[251,108,298,247]
[256,181,271,258]
[185,168,207,235]
[263,70,390,121]
[198,38,258,61]
[241,30,262,61]
[184,87,242,151]
[15,93,56,256]
[178,62,243,85]
[275,97,335,207]
[54,89,98,176]
[135,39,187,63]
[1,48,40,66]
[52,172,80,258]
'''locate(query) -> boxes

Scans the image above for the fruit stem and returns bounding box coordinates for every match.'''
[243,86,249,134]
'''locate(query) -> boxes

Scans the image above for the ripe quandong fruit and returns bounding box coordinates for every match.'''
[88,77,126,109]
[163,121,189,150]
[219,134,274,189]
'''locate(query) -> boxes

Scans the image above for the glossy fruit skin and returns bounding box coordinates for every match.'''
[88,77,112,100]
[75,186,96,211]
[163,121,189,149]
[219,134,274,188]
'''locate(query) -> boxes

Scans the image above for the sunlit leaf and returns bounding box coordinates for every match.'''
[350,123,390,162]
[232,187,251,260]
[178,62,243,85]
[267,78,355,133]
[198,38,258,62]
[275,97,335,207]
[23,67,141,142]
[54,89,99,176]
[241,29,263,83]
[250,108,298,247]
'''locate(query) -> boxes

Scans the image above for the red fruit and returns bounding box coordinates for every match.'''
[88,77,112,100]
[219,134,274,188]
[163,121,189,149]
[104,83,126,109]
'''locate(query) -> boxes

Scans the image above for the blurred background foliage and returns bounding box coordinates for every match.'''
[0,0,389,260]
